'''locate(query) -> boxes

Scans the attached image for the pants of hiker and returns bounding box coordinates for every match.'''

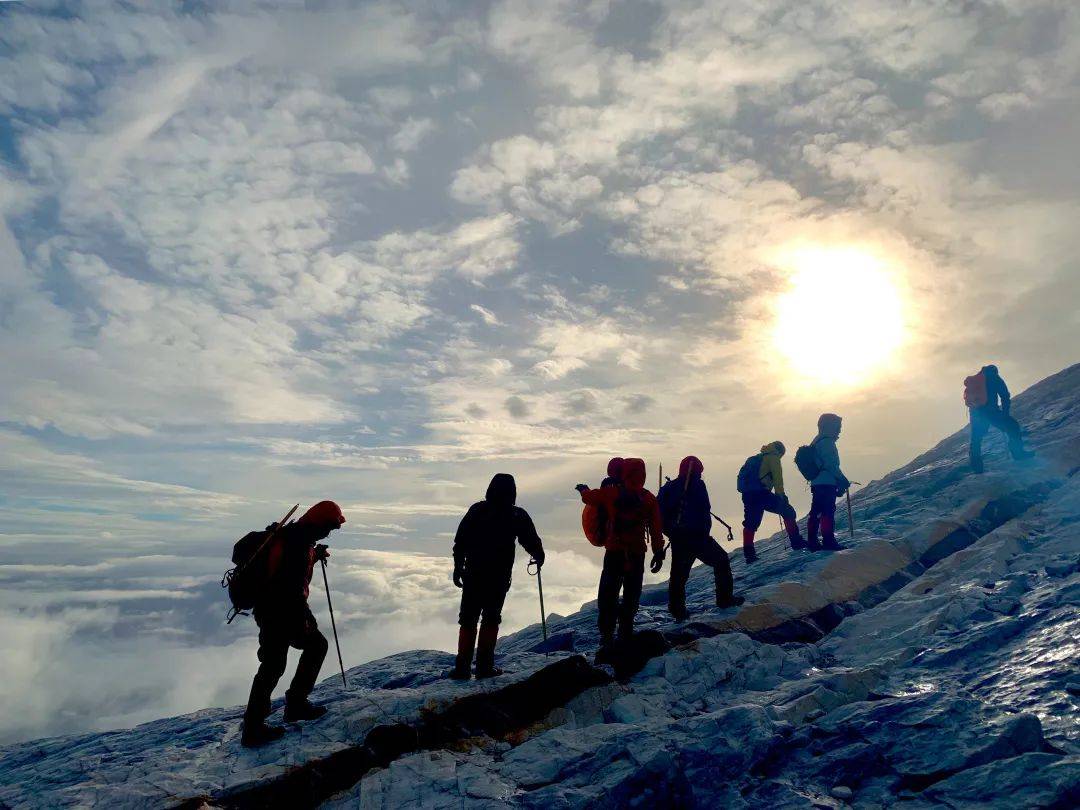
[668,531,734,615]
[245,605,328,723]
[742,491,802,542]
[969,407,1025,470]
[597,550,645,642]
[458,576,510,673]
[807,485,838,547]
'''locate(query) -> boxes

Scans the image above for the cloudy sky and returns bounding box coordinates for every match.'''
[1,0,1078,743]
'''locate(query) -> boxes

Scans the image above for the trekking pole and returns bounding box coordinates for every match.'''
[528,559,548,645]
[845,481,862,538]
[710,512,735,543]
[319,557,347,688]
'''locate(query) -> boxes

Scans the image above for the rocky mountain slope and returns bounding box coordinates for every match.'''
[2,364,1078,809]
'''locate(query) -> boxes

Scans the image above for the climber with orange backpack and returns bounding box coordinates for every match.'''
[964,365,1034,473]
[576,458,663,656]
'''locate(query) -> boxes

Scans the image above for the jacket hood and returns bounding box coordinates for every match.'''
[298,500,346,528]
[982,364,999,377]
[485,473,517,506]
[678,455,703,481]
[761,441,786,457]
[817,413,842,439]
[607,457,625,479]
[622,458,647,491]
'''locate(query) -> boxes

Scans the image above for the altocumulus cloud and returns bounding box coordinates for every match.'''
[0,0,1078,741]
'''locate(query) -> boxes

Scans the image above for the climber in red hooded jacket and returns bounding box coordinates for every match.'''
[576,458,663,652]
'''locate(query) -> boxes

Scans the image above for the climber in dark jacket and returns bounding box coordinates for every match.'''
[451,474,545,680]
[968,365,1034,473]
[656,456,743,621]
[242,500,344,748]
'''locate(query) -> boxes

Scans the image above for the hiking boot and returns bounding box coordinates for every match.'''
[790,536,806,550]
[594,633,616,665]
[821,538,844,552]
[283,699,327,723]
[450,626,477,681]
[474,664,504,679]
[716,595,745,609]
[805,537,822,552]
[743,547,758,564]
[448,664,472,681]
[241,720,286,748]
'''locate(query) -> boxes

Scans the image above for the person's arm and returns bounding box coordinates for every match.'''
[648,495,664,555]
[819,440,848,491]
[700,482,713,534]
[578,486,613,507]
[515,508,545,564]
[452,505,478,584]
[998,378,1012,415]
[761,455,784,496]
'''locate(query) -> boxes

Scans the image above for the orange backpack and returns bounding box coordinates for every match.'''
[582,504,606,547]
[963,372,988,408]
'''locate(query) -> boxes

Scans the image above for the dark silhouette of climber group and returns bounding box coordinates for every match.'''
[234,365,1034,746]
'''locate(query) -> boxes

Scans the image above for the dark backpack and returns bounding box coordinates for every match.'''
[736,454,765,494]
[794,440,822,482]
[221,505,298,623]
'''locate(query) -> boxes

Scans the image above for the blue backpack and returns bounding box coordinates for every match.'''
[736,454,765,494]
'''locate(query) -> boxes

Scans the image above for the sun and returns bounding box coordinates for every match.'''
[770,245,906,386]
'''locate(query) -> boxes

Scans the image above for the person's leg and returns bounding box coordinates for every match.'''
[696,534,741,607]
[818,486,841,550]
[806,487,827,551]
[742,493,764,563]
[618,554,646,641]
[986,409,1032,459]
[597,550,623,645]
[475,582,509,678]
[762,492,804,548]
[969,411,989,472]
[243,619,289,745]
[453,583,482,678]
[245,621,288,722]
[667,534,695,620]
[284,611,329,720]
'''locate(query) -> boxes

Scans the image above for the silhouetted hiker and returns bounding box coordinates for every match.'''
[737,442,806,562]
[576,458,663,657]
[964,365,1034,473]
[451,474,545,680]
[796,414,849,552]
[657,456,744,621]
[241,500,344,748]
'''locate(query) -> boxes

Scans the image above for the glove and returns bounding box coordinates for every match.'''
[531,550,545,568]
[314,543,330,562]
[452,565,465,588]
[649,552,665,574]
[575,483,588,493]
[779,494,789,505]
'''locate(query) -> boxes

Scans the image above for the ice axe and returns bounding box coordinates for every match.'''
[527,558,548,646]
[710,512,735,543]
[319,555,347,688]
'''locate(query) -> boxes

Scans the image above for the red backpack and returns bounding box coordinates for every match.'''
[963,372,988,408]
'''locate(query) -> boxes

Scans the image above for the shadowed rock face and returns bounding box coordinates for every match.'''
[1,363,1079,809]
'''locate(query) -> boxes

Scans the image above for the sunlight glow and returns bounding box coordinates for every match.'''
[771,246,906,386]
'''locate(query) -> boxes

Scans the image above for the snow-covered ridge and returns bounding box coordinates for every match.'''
[1,364,1078,808]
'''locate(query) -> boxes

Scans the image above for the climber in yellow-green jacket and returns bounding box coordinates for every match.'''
[736,441,807,562]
